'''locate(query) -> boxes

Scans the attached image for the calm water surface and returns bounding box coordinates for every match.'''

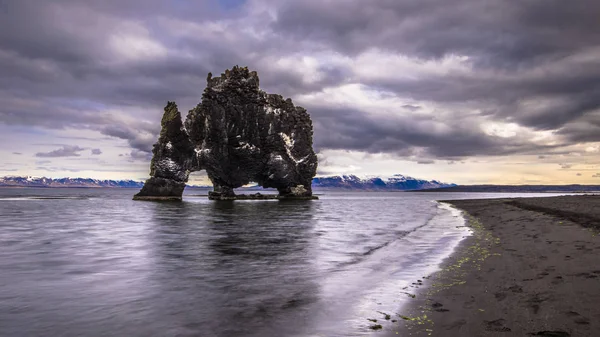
[0,189,569,337]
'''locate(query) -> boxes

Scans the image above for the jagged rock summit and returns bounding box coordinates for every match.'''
[134,66,318,201]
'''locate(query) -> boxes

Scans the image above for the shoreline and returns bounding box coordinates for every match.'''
[384,195,600,337]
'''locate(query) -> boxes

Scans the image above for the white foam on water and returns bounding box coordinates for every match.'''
[298,201,471,337]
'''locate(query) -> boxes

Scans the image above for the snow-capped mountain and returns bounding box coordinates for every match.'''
[0,176,145,188]
[312,174,455,190]
[0,174,455,191]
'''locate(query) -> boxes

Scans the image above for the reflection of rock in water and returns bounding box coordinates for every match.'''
[147,200,320,337]
[208,201,315,257]
[134,66,318,201]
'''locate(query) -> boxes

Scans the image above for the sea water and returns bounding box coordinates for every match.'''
[0,189,570,337]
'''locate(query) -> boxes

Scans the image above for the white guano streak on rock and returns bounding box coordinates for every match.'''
[280,132,296,163]
[194,148,211,156]
[238,142,257,151]
[280,132,309,164]
[280,132,294,148]
[264,106,282,115]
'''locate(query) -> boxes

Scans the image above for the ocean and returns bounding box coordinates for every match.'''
[0,188,570,337]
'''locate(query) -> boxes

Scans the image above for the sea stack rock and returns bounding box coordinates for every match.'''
[133,102,194,200]
[134,66,318,201]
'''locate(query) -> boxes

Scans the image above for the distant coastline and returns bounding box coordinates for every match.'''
[416,184,600,193]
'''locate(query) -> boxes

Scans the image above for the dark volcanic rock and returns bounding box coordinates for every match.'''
[134,102,194,200]
[135,66,318,200]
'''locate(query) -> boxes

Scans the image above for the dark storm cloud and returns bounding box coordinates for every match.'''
[35,145,86,158]
[129,150,153,162]
[274,0,600,132]
[0,1,227,128]
[116,150,153,162]
[310,106,562,159]
[0,0,307,109]
[0,0,598,161]
[273,0,600,65]
[363,68,600,131]
[99,121,161,155]
[555,112,600,143]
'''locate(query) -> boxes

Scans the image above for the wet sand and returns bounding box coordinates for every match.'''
[387,195,600,337]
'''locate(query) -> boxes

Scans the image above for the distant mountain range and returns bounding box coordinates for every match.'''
[5,176,598,193]
[312,174,456,190]
[0,176,145,188]
[0,174,455,191]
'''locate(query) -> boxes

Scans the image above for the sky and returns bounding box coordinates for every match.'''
[1,0,600,185]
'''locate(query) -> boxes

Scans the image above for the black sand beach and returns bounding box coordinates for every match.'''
[387,195,600,337]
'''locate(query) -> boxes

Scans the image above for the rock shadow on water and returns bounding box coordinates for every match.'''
[146,199,322,337]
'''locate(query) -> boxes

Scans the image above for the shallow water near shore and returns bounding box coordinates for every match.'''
[0,188,573,337]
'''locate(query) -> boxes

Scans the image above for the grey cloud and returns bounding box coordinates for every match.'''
[100,124,158,154]
[593,173,600,178]
[316,167,340,176]
[367,71,600,131]
[117,150,153,163]
[91,148,102,155]
[129,150,152,161]
[12,152,22,155]
[577,173,582,176]
[311,106,561,159]
[35,145,86,158]
[128,150,152,162]
[274,0,600,65]
[0,1,302,109]
[274,0,600,130]
[36,167,82,173]
[559,163,573,169]
[402,105,421,111]
[556,112,600,143]
[0,0,599,163]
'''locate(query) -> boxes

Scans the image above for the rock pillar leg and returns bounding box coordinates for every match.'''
[133,102,194,201]
[134,177,187,201]
[277,184,317,200]
[208,185,236,200]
